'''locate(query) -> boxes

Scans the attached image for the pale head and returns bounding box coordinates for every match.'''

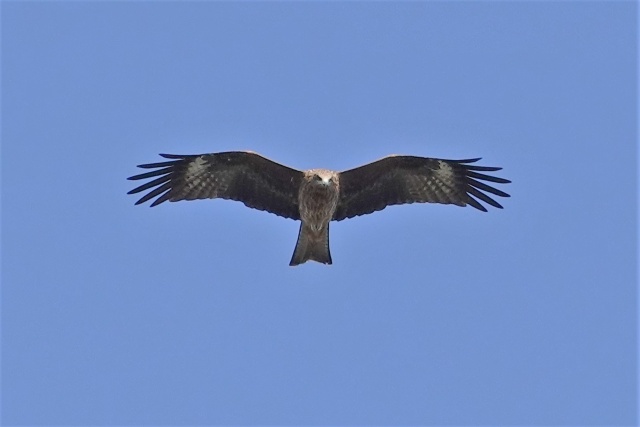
[306,168,338,187]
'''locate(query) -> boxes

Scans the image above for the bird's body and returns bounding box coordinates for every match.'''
[292,169,340,265]
[128,151,510,265]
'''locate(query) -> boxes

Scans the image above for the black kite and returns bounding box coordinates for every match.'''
[127,152,510,265]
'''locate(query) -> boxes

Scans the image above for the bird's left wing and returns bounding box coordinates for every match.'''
[334,156,510,221]
[128,152,304,220]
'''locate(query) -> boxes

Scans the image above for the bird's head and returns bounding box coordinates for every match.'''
[308,169,338,188]
[310,169,336,186]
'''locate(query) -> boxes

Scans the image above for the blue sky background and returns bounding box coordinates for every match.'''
[2,2,637,425]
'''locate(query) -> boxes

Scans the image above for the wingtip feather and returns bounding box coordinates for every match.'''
[159,153,201,159]
[458,157,482,164]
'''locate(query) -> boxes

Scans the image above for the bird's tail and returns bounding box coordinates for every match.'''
[289,222,332,266]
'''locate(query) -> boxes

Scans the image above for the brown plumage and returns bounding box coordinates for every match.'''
[128,152,510,265]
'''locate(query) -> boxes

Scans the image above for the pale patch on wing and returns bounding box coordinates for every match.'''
[424,161,460,204]
[435,161,455,188]
[436,160,455,180]
[184,156,210,192]
[186,156,207,177]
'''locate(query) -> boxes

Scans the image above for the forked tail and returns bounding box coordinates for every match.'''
[289,222,332,266]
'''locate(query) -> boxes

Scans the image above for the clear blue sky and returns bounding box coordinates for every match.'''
[2,2,637,425]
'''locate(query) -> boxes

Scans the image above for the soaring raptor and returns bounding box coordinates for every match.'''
[128,152,510,265]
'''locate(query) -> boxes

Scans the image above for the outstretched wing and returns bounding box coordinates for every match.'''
[127,152,304,220]
[333,156,510,221]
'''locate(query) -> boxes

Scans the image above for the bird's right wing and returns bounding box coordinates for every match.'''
[127,152,304,220]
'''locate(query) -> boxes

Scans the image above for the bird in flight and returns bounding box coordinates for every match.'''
[128,151,510,265]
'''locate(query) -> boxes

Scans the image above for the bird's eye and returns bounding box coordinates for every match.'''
[314,175,321,180]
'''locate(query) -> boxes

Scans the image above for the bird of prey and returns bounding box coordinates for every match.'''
[128,152,510,265]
